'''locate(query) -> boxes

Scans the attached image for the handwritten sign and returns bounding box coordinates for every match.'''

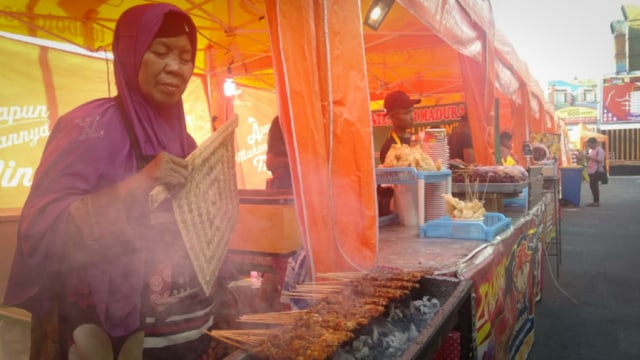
[236,116,269,174]
[0,103,50,208]
[231,87,278,189]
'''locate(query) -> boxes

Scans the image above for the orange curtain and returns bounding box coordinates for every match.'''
[265,0,377,276]
[458,31,496,165]
[511,93,528,163]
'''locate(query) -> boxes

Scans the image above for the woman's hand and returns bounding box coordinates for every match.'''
[138,152,189,195]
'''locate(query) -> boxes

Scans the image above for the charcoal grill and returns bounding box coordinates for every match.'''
[222,276,475,360]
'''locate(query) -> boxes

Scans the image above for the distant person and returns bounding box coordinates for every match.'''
[211,115,219,131]
[264,116,309,310]
[499,131,518,165]
[448,114,475,164]
[585,137,605,207]
[266,115,292,189]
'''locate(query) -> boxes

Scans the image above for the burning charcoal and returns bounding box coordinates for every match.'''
[333,294,443,360]
[386,303,404,321]
[338,335,372,360]
[331,298,443,360]
[383,330,409,349]
[352,335,373,352]
[354,345,371,359]
[371,326,379,342]
[332,349,356,360]
[408,323,418,339]
[410,296,440,316]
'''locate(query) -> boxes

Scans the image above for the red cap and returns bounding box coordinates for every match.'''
[383,90,421,112]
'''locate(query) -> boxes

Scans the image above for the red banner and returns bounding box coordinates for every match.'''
[371,103,466,164]
[371,103,466,126]
[602,76,640,123]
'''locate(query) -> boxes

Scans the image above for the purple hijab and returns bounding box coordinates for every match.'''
[4,3,197,336]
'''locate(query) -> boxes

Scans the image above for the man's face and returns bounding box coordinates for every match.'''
[138,34,194,106]
[389,107,414,130]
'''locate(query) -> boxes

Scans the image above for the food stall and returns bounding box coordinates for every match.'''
[0,1,559,359]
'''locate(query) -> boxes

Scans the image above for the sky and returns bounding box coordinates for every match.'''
[491,0,638,87]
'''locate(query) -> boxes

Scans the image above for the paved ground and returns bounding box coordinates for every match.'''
[528,176,640,360]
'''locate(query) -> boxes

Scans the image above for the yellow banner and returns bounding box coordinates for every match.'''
[0,34,212,209]
[232,87,277,189]
[554,106,597,124]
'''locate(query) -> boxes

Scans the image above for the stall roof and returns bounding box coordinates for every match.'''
[0,0,548,107]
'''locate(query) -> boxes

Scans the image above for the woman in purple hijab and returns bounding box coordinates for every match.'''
[4,3,228,359]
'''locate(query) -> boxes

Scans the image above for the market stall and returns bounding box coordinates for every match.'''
[0,1,559,359]
[375,203,547,359]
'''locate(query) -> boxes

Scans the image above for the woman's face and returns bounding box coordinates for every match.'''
[138,34,194,106]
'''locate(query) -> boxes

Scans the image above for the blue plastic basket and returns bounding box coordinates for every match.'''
[376,168,451,184]
[418,170,452,183]
[419,212,512,241]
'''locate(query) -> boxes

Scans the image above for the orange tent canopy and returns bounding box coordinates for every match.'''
[0,0,552,148]
[577,124,608,144]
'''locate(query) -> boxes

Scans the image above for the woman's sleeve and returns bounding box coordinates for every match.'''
[7,107,137,307]
[19,108,140,264]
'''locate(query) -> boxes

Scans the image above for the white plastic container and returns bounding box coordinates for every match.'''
[393,183,420,226]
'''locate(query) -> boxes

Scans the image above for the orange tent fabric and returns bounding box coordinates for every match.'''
[394,0,497,165]
[266,0,377,275]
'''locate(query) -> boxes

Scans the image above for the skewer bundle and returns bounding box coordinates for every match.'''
[442,170,488,220]
[206,268,434,360]
[236,310,305,325]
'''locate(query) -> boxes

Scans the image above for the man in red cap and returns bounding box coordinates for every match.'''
[379,90,421,163]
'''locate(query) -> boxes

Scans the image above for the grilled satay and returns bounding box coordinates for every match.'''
[361,268,432,283]
[247,268,429,360]
[252,321,354,360]
[372,287,410,299]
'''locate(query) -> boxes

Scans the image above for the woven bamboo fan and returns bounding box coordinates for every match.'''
[168,117,239,295]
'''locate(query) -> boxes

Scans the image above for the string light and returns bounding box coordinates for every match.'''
[364,0,395,31]
[223,78,237,97]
